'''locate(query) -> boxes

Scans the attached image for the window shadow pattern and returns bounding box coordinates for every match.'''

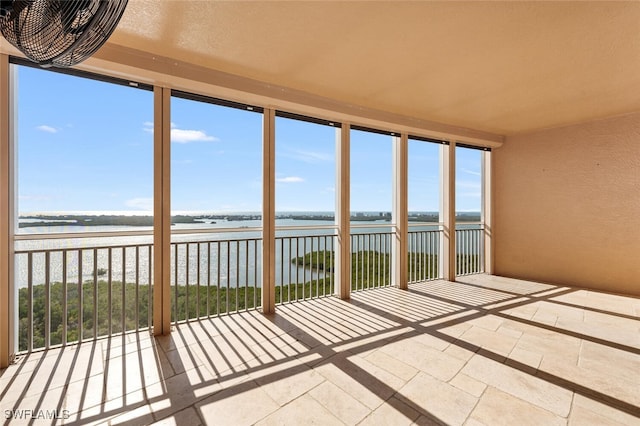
[1,275,639,424]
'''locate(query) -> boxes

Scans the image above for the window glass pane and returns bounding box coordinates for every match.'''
[16,65,153,233]
[350,129,393,223]
[455,146,482,222]
[170,96,263,229]
[408,139,440,223]
[275,115,336,224]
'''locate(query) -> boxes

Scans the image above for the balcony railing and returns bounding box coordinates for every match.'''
[13,223,484,353]
[408,228,442,283]
[15,242,153,353]
[351,230,394,291]
[171,238,262,323]
[275,234,335,304]
[456,225,485,276]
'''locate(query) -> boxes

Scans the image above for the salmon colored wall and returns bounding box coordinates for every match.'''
[494,113,640,296]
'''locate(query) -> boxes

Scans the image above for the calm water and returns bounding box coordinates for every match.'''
[14,218,473,288]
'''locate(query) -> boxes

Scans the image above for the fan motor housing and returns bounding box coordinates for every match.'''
[0,0,129,68]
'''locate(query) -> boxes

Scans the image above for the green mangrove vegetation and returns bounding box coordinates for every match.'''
[18,250,480,351]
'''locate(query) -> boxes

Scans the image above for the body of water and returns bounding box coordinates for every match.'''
[14,216,479,288]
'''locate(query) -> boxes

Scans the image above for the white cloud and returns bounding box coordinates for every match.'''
[461,168,481,176]
[125,197,153,211]
[171,129,218,143]
[37,125,58,133]
[276,176,305,183]
[289,149,333,163]
[142,122,218,143]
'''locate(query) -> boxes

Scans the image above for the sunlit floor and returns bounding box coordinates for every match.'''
[1,274,639,425]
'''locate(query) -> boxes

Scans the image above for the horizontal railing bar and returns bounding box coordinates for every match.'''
[171,238,262,245]
[275,234,336,241]
[350,223,395,229]
[15,229,154,240]
[15,242,153,255]
[170,226,262,235]
[275,224,337,231]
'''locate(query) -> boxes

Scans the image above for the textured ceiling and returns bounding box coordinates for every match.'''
[8,1,640,135]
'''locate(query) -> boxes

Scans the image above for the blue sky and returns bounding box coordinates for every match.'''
[17,64,482,214]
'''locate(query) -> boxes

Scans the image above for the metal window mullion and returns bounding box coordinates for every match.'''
[93,248,98,340]
[186,244,190,322]
[62,250,67,346]
[108,248,112,337]
[121,247,126,334]
[27,253,33,352]
[44,252,50,349]
[78,250,83,341]
[226,241,230,314]
[235,240,239,313]
[254,239,258,310]
[173,244,178,322]
[244,240,249,311]
[135,246,139,331]
[216,241,220,316]
[196,243,201,319]
[207,242,211,317]
[148,245,152,329]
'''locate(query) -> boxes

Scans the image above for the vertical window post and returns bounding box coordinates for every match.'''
[335,123,351,299]
[0,54,15,367]
[262,108,276,313]
[392,133,408,289]
[153,86,171,335]
[482,149,493,274]
[440,141,456,281]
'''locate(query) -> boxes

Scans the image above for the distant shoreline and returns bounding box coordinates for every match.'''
[18,212,480,228]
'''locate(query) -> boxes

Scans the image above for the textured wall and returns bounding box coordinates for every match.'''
[494,113,640,296]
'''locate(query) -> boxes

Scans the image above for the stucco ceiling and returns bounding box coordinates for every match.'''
[8,1,640,136]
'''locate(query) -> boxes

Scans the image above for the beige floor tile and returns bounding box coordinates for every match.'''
[308,381,369,425]
[540,353,640,407]
[359,396,421,426]
[253,366,325,406]
[364,349,419,382]
[255,394,343,426]
[469,387,565,426]
[462,354,573,417]
[515,328,581,365]
[442,341,477,362]
[571,394,640,426]
[196,380,279,425]
[569,405,635,426]
[152,406,204,426]
[379,338,466,382]
[578,341,640,380]
[3,276,639,426]
[399,372,478,426]
[97,403,155,426]
[506,347,542,372]
[449,373,487,398]
[468,314,504,332]
[457,325,519,360]
[315,357,390,410]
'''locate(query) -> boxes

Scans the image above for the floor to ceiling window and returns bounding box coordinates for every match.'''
[170,91,264,319]
[274,112,338,302]
[350,126,395,290]
[455,144,486,275]
[408,137,443,282]
[13,61,154,351]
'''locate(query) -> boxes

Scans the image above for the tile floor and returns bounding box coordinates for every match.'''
[1,274,639,425]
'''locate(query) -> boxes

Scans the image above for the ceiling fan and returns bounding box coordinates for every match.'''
[0,0,128,68]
